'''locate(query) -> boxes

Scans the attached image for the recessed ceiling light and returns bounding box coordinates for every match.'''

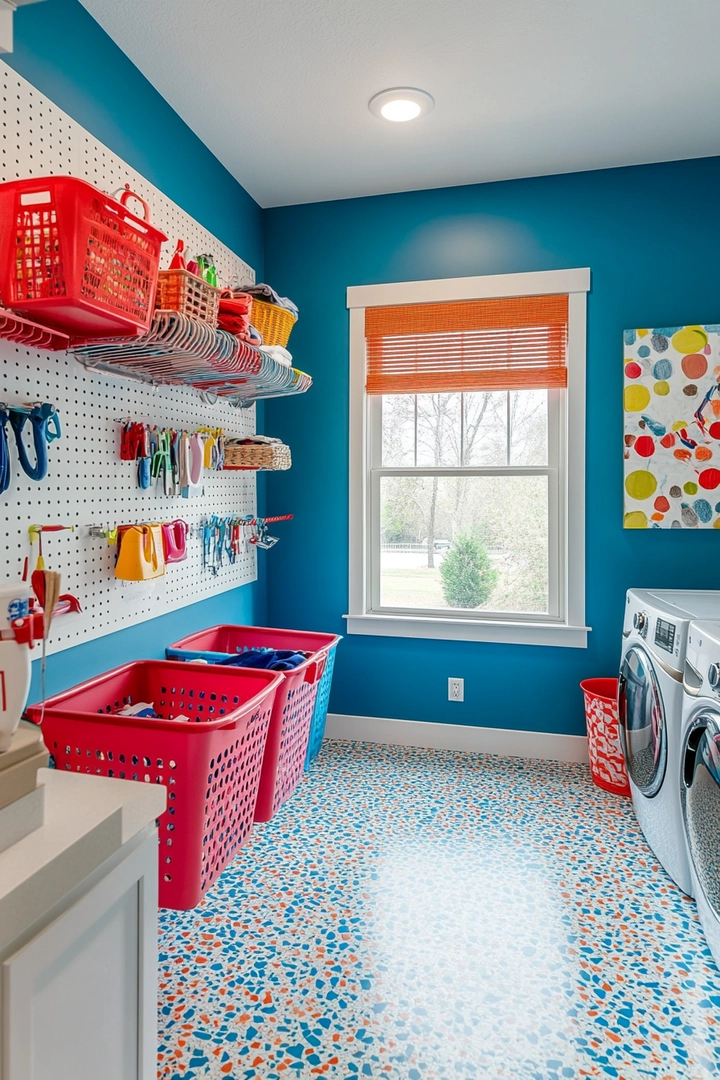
[369,88,434,123]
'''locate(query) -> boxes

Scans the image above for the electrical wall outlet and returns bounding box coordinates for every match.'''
[448,677,464,702]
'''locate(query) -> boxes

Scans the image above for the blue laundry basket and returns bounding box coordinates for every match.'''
[304,641,340,770]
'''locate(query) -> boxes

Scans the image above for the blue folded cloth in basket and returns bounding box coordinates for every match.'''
[216,648,307,671]
[166,645,309,671]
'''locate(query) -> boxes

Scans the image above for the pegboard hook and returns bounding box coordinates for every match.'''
[29,524,76,543]
[29,524,76,573]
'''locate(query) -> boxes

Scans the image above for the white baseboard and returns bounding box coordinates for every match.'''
[325,713,588,764]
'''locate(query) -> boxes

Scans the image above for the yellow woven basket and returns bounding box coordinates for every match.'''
[251,299,297,347]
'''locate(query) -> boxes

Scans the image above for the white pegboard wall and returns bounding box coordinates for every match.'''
[0,61,255,285]
[0,61,264,656]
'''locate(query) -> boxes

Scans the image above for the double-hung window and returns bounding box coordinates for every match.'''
[346,269,590,647]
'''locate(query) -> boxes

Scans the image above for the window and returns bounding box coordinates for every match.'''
[346,269,590,647]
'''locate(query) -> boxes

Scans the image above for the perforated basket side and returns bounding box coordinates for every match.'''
[305,645,337,769]
[34,660,281,908]
[156,269,220,328]
[199,698,274,895]
[252,670,318,823]
[270,677,318,818]
[42,697,275,909]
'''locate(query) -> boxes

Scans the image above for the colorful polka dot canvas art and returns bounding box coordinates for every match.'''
[624,325,720,528]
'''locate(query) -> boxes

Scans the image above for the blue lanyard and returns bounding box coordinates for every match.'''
[0,409,10,495]
[8,404,61,482]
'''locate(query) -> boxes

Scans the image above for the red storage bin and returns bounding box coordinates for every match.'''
[167,625,338,822]
[26,660,284,910]
[0,176,166,337]
[580,677,631,797]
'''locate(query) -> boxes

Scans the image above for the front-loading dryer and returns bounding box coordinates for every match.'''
[681,620,720,967]
[619,590,720,897]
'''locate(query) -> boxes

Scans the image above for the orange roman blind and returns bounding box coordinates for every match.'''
[365,294,568,395]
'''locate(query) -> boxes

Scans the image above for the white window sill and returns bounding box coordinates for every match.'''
[344,613,590,648]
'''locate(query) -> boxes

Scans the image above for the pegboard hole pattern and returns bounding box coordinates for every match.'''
[0,61,262,655]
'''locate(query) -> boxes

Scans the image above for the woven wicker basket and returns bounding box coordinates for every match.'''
[156,269,220,328]
[251,299,296,347]
[224,441,292,471]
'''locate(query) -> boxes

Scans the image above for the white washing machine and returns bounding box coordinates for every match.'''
[619,590,720,897]
[681,620,720,967]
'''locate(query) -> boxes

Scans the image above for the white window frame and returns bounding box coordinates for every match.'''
[345,268,591,648]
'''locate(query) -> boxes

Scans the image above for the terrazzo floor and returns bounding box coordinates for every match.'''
[157,741,720,1080]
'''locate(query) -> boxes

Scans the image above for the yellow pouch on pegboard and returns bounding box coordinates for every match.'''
[115,524,166,581]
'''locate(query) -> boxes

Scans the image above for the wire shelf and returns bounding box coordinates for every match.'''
[69,310,312,407]
[0,306,69,352]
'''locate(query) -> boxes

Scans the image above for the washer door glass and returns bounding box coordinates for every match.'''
[618,646,667,796]
[683,715,720,915]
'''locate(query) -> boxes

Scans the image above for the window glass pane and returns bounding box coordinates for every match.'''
[462,392,508,466]
[416,394,462,467]
[381,395,415,466]
[509,389,548,465]
[379,475,549,614]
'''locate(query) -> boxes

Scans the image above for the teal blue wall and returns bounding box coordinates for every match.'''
[4,0,267,698]
[264,158,720,735]
[9,1,720,734]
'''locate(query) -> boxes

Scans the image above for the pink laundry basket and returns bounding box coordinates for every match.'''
[580,677,631,797]
[167,625,337,822]
[26,660,284,909]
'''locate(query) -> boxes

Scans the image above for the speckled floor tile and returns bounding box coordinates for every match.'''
[156,741,720,1079]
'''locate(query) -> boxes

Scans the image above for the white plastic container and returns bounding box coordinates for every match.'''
[0,582,33,753]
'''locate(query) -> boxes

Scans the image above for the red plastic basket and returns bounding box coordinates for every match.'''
[26,660,284,910]
[166,625,338,822]
[0,176,167,337]
[580,678,631,797]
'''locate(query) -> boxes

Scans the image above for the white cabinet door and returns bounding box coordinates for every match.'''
[2,834,157,1080]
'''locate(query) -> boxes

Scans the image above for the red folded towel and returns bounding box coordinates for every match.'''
[218,291,253,341]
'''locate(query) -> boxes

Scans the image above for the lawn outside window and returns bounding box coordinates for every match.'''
[345,269,591,648]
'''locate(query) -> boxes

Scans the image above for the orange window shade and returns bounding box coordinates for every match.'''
[365,294,568,395]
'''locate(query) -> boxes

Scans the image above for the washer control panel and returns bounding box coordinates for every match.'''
[633,610,648,636]
[655,617,676,654]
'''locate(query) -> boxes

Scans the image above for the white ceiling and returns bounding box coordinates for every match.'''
[80,0,720,208]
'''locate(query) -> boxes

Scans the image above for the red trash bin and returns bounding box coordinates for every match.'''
[580,677,631,796]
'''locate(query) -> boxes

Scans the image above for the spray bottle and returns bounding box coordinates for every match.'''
[0,582,44,752]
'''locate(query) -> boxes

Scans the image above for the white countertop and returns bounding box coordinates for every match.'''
[0,770,166,952]
[0,722,43,771]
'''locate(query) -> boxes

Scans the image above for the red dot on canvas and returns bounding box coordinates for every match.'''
[634,436,655,458]
[699,468,720,490]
